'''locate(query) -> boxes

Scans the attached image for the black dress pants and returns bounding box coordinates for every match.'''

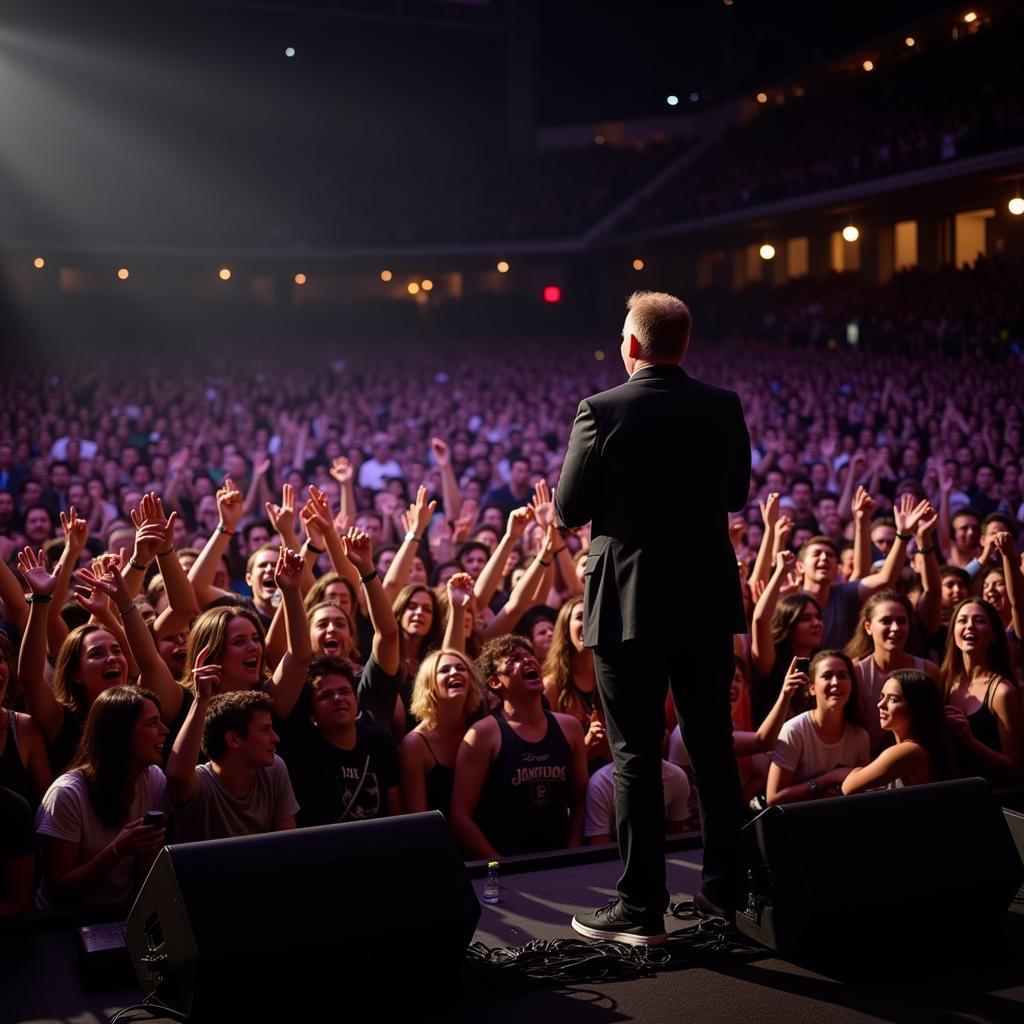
[593,632,741,919]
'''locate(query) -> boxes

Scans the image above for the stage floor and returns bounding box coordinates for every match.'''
[5,847,1024,1024]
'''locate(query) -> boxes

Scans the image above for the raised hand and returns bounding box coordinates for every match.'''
[893,494,931,536]
[191,644,222,701]
[131,493,175,564]
[375,492,400,520]
[217,476,244,532]
[300,497,327,548]
[507,504,533,540]
[273,547,304,591]
[75,563,125,602]
[530,480,556,529]
[447,571,475,609]
[342,528,374,576]
[430,437,450,467]
[759,491,780,530]
[993,531,1017,562]
[17,547,59,597]
[330,457,354,486]
[73,581,110,619]
[265,482,296,538]
[452,499,478,544]
[729,519,746,551]
[915,502,938,544]
[851,485,875,523]
[333,510,352,535]
[820,436,837,463]
[252,456,271,478]
[168,448,191,475]
[783,656,809,696]
[776,515,793,547]
[406,485,437,539]
[60,506,89,557]
[774,549,796,576]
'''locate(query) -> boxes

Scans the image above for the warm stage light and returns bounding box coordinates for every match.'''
[117,268,129,280]
[33,257,45,269]
[218,267,232,281]
[543,286,561,304]
[632,258,645,271]
[963,11,977,23]
[380,269,393,282]
[407,282,420,295]
[1009,197,1024,216]
[294,273,306,285]
[842,225,860,242]
[759,244,776,260]
[421,279,433,291]
[756,92,768,104]
[594,350,606,361]
[496,260,510,274]
[862,60,875,71]
[905,36,916,47]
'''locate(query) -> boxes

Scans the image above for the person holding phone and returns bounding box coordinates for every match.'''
[35,687,169,908]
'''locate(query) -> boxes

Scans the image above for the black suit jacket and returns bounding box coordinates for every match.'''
[556,364,750,647]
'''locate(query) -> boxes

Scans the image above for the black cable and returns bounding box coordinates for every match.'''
[109,996,188,1024]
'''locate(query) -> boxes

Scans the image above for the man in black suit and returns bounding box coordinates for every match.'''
[556,291,750,945]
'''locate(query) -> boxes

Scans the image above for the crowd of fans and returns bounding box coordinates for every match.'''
[624,17,1024,230]
[1,295,1023,916]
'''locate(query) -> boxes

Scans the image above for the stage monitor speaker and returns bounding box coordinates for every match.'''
[126,811,480,1018]
[736,777,1024,958]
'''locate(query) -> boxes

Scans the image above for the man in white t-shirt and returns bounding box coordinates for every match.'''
[584,761,691,844]
[167,676,298,843]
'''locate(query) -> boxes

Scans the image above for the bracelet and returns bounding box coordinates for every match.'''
[359,569,379,585]
[27,593,53,604]
[917,545,935,555]
[118,603,139,617]
[896,532,913,542]
[216,525,236,536]
[128,557,148,572]
[539,558,552,567]
[157,547,174,556]
[303,540,325,555]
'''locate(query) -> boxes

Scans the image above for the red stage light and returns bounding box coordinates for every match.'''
[543,286,561,303]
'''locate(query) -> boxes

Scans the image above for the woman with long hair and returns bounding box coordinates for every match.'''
[941,598,1023,782]
[842,668,953,793]
[751,551,824,722]
[35,686,168,907]
[766,650,870,805]
[845,590,939,754]
[542,597,609,771]
[399,649,483,816]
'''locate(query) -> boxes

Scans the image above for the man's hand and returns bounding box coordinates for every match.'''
[266,483,297,539]
[217,477,244,532]
[406,485,437,540]
[17,547,59,597]
[530,480,556,529]
[759,492,780,530]
[430,437,451,468]
[506,505,533,541]
[274,548,304,592]
[330,457,354,486]
[342,528,374,576]
[447,572,475,609]
[191,644,221,701]
[851,485,875,523]
[60,507,89,558]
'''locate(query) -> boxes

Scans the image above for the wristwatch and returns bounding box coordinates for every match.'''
[404,530,420,543]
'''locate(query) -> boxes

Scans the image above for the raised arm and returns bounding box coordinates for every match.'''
[264,548,313,719]
[733,659,802,756]
[442,573,475,655]
[242,457,273,518]
[266,482,300,553]
[46,507,90,656]
[750,492,780,592]
[344,528,400,675]
[166,647,219,805]
[914,505,942,635]
[850,486,874,581]
[15,548,64,746]
[188,477,243,608]
[936,472,955,561]
[330,457,358,523]
[383,486,437,604]
[430,437,462,527]
[473,505,531,609]
[481,526,557,638]
[837,452,867,522]
[994,532,1024,642]
[750,550,795,679]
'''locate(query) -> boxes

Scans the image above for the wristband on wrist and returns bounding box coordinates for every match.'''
[302,540,325,555]
[359,569,379,585]
[216,525,236,536]
[157,547,174,557]
[539,558,552,567]
[27,593,53,604]
[896,532,913,542]
[552,546,567,556]
[118,603,138,617]
[917,545,935,555]
[128,557,148,572]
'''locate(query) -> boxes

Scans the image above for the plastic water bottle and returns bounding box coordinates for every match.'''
[482,860,500,904]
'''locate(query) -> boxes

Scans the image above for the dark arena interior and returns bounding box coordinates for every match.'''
[2,1,1024,1021]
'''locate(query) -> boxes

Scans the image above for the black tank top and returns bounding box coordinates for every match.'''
[0,711,35,809]
[417,733,455,818]
[475,710,573,856]
[961,675,1003,779]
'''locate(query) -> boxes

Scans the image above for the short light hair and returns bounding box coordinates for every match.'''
[626,291,692,361]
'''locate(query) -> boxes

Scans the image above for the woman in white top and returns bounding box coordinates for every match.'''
[766,650,870,805]
[35,686,168,908]
[842,669,952,793]
[844,591,939,755]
